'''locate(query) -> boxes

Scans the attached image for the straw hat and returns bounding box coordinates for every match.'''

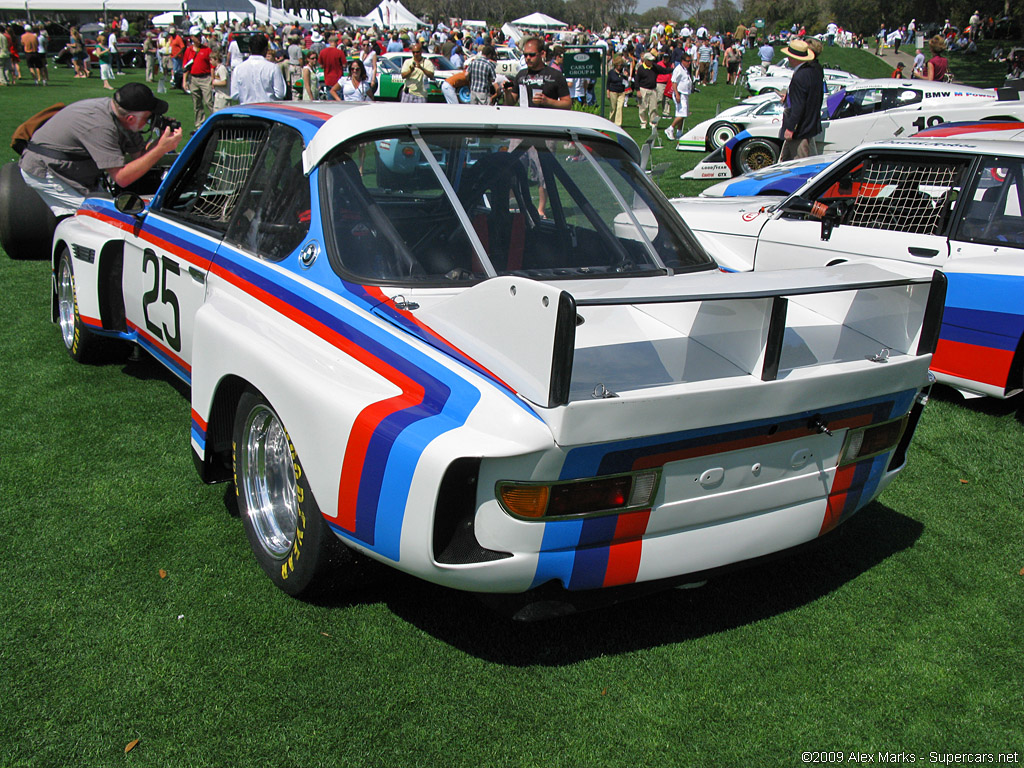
[781,38,815,61]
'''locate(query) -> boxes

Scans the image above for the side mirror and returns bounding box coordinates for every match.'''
[115,193,146,217]
[782,196,847,241]
[782,195,816,214]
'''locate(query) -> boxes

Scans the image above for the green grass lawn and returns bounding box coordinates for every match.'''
[1,58,1022,767]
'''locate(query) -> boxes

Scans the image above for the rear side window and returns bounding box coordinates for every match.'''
[957,158,1024,247]
[225,124,310,262]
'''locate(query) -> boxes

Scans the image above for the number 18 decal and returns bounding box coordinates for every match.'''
[142,249,182,353]
[912,115,944,131]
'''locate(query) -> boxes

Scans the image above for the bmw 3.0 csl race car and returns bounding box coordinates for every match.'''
[683,79,1024,179]
[51,103,943,614]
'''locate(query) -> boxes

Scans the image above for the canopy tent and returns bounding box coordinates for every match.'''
[336,14,374,27]
[152,9,244,25]
[0,0,180,10]
[509,12,567,29]
[362,0,424,29]
[247,0,301,24]
[184,0,256,11]
[154,0,301,24]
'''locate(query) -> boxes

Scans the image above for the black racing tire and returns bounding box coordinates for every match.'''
[233,390,349,597]
[0,161,58,260]
[707,121,739,150]
[732,137,780,175]
[55,247,104,363]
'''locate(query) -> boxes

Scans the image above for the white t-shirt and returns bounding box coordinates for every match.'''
[341,79,372,101]
[671,63,692,116]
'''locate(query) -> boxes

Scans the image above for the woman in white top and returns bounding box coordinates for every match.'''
[211,51,230,109]
[360,40,377,88]
[300,50,319,100]
[330,58,373,102]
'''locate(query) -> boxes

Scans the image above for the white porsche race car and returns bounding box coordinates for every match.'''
[674,92,785,152]
[676,69,859,154]
[683,79,1024,179]
[744,66,861,97]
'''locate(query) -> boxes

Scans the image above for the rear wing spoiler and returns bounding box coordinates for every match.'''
[395,264,945,409]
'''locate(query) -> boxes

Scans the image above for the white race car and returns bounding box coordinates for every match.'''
[744,66,861,97]
[673,137,1024,399]
[380,51,461,77]
[41,103,940,615]
[675,92,784,151]
[683,79,1024,179]
[494,46,522,77]
[695,119,1024,197]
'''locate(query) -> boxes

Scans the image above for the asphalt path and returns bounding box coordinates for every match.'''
[872,44,920,77]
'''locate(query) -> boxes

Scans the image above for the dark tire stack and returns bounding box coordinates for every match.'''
[0,161,58,260]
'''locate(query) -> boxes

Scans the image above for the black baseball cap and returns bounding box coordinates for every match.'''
[113,82,169,116]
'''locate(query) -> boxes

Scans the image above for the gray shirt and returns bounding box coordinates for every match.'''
[20,97,145,195]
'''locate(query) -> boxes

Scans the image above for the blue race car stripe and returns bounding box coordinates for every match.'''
[209,249,481,561]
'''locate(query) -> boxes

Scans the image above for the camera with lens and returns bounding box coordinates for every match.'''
[151,114,181,133]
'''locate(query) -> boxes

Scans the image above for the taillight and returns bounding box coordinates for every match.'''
[497,470,660,520]
[840,416,908,466]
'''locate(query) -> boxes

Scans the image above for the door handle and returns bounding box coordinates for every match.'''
[189,267,206,283]
[908,247,939,258]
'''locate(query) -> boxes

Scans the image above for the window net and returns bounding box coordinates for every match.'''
[846,159,960,235]
[189,127,264,223]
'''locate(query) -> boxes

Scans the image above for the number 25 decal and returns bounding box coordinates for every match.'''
[912,115,944,131]
[142,249,182,353]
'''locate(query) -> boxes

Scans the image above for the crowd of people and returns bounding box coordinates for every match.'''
[4,7,1003,218]
[0,23,51,86]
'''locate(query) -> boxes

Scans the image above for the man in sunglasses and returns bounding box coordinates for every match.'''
[505,37,570,109]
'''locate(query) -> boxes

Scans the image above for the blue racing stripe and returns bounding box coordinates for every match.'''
[213,250,481,560]
[945,273,1024,317]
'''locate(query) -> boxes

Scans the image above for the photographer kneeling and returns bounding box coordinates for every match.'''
[20,83,183,217]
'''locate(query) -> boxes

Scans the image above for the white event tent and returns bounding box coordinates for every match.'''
[0,0,180,11]
[362,0,424,29]
[509,12,567,29]
[152,0,302,25]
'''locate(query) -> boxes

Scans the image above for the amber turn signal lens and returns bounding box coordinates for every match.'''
[498,485,550,518]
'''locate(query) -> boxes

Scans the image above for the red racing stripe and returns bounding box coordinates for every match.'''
[933,338,1014,389]
[335,392,423,531]
[602,509,651,587]
[191,409,208,432]
[820,464,857,535]
[208,262,426,533]
[77,210,215,272]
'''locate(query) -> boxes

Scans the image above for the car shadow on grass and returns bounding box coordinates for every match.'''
[314,501,923,665]
[930,384,1024,424]
[119,346,191,399]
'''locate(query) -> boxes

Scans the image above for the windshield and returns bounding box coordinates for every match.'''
[320,131,715,284]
